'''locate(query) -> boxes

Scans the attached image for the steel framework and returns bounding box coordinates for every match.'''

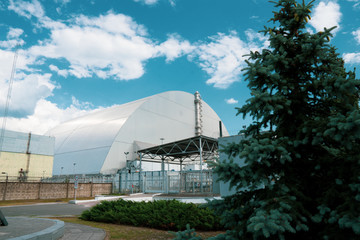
[137,135,219,193]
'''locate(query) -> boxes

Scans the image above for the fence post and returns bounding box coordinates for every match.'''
[2,176,8,201]
[38,182,42,199]
[66,182,69,198]
[90,182,93,197]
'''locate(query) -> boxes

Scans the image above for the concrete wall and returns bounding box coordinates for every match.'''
[0,182,112,201]
[0,129,55,180]
[0,151,53,179]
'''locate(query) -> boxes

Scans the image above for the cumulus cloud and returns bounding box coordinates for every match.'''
[49,64,69,77]
[190,30,267,89]
[54,0,71,5]
[309,1,342,34]
[27,13,158,80]
[225,98,238,104]
[8,0,45,20]
[2,98,102,135]
[353,28,360,44]
[0,72,57,117]
[343,29,360,64]
[0,46,57,119]
[133,0,158,5]
[157,34,194,62]
[0,27,25,49]
[8,0,194,82]
[343,53,360,64]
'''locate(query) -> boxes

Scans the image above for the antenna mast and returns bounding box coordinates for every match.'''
[0,47,19,157]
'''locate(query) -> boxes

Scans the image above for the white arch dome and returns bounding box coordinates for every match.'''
[47,91,229,175]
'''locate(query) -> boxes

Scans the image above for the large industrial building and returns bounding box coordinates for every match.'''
[47,91,229,176]
[0,130,55,181]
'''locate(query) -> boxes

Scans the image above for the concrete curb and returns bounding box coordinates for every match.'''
[6,217,64,240]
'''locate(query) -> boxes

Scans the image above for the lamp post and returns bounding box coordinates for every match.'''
[42,170,46,179]
[73,163,76,175]
[60,167,63,176]
[160,138,169,172]
[124,152,129,192]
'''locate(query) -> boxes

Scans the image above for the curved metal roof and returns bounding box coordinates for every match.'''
[47,91,228,175]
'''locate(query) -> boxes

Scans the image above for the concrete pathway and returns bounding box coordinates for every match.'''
[59,222,106,240]
[0,203,105,240]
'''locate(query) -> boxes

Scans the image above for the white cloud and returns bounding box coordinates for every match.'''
[343,29,360,64]
[353,28,360,44]
[133,0,158,5]
[8,0,44,20]
[309,1,342,34]
[225,98,238,104]
[0,27,25,49]
[347,0,360,9]
[190,30,267,89]
[7,28,24,38]
[54,0,71,5]
[28,13,158,80]
[2,98,102,135]
[49,64,69,77]
[9,1,194,82]
[157,34,194,62]
[0,72,57,117]
[0,48,56,119]
[0,49,34,82]
[169,0,176,7]
[343,52,360,64]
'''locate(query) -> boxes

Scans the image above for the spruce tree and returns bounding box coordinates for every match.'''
[210,0,360,239]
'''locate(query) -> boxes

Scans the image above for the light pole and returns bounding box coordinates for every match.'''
[160,138,164,145]
[73,163,76,175]
[42,170,46,179]
[60,167,63,176]
[124,152,129,192]
[124,152,129,161]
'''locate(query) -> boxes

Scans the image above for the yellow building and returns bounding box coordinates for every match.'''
[0,130,55,181]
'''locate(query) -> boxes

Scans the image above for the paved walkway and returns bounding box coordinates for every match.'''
[60,223,106,240]
[0,203,105,240]
[0,217,64,240]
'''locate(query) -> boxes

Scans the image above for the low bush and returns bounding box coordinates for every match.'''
[80,199,222,231]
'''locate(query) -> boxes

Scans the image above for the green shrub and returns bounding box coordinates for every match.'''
[80,199,222,231]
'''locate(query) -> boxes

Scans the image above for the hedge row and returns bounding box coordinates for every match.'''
[80,199,222,231]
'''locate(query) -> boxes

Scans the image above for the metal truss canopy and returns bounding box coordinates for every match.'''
[138,135,218,162]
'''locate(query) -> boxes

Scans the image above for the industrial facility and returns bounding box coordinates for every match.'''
[47,91,229,177]
[0,130,55,181]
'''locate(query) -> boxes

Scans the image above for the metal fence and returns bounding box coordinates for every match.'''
[0,175,43,182]
[0,175,115,183]
[115,170,215,194]
[1,170,216,195]
[42,175,114,183]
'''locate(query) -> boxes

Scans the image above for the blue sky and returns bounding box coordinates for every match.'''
[0,0,360,135]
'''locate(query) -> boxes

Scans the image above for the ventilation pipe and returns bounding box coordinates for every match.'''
[194,91,203,136]
[219,121,223,137]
